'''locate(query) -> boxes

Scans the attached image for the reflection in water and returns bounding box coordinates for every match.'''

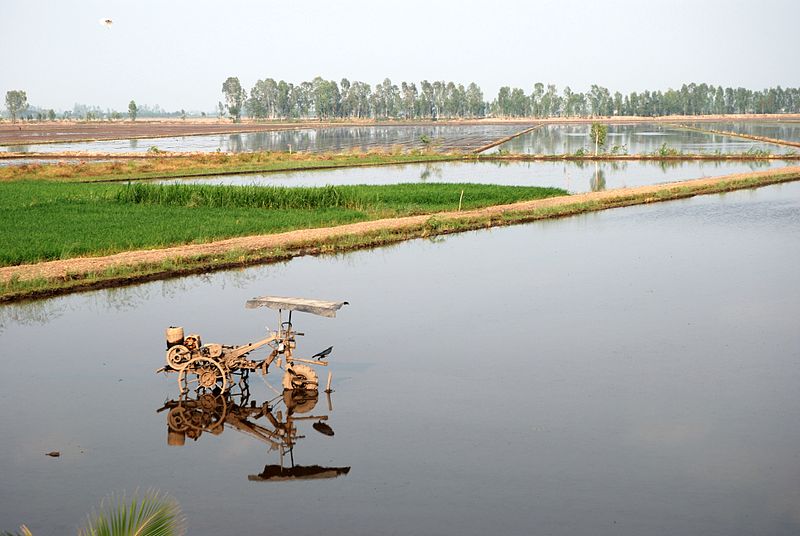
[490,123,793,155]
[686,121,800,143]
[228,134,244,153]
[158,379,350,481]
[129,139,138,150]
[590,165,606,192]
[419,163,443,181]
[6,144,31,152]
[6,125,527,154]
[0,299,68,333]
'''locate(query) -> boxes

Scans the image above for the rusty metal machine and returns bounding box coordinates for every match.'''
[158,296,348,394]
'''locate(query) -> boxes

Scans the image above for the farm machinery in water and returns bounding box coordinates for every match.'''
[158,375,351,481]
[158,296,348,395]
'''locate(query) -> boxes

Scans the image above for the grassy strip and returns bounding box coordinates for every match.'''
[2,169,798,303]
[3,148,799,186]
[0,181,565,266]
[0,150,467,183]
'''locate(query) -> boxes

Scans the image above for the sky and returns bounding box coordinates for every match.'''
[2,0,799,112]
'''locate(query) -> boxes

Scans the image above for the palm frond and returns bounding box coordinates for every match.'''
[1,525,33,536]
[79,490,186,536]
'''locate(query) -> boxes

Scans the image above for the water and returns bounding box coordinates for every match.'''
[687,121,800,144]
[3,125,529,154]
[487,123,794,155]
[1,183,799,535]
[0,158,110,167]
[161,159,789,193]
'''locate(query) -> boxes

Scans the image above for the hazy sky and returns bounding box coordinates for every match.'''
[3,0,798,112]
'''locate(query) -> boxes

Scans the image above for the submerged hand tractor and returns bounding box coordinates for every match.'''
[158,296,348,394]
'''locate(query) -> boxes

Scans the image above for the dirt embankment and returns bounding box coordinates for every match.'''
[2,115,799,147]
[2,166,799,294]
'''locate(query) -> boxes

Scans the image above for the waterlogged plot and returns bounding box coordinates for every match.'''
[686,121,800,143]
[0,158,111,167]
[1,183,799,535]
[486,122,794,155]
[3,124,530,155]
[162,159,790,193]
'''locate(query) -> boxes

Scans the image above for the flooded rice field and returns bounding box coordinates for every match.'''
[2,181,799,535]
[163,159,789,193]
[2,125,529,155]
[0,158,111,167]
[686,121,800,143]
[3,123,796,160]
[485,123,794,155]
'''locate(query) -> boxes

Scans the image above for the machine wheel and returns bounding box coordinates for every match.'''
[179,357,228,394]
[282,363,319,391]
[184,334,202,352]
[283,389,319,414]
[166,344,192,370]
[167,406,191,432]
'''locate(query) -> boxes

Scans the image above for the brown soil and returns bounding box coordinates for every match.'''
[3,166,799,285]
[3,115,799,147]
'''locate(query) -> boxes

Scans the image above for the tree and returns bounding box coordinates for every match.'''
[5,90,28,123]
[128,100,138,121]
[589,122,608,155]
[221,76,246,122]
[47,109,56,121]
[465,82,484,117]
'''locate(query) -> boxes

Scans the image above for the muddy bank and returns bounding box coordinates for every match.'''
[2,166,799,303]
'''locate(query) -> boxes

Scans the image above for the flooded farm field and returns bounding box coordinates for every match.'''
[2,125,530,155]
[162,159,789,193]
[486,123,794,155]
[2,181,799,535]
[686,121,800,143]
[0,158,111,167]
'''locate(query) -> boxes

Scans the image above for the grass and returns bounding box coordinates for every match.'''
[0,181,566,266]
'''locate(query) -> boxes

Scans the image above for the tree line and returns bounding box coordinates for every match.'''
[2,90,196,122]
[221,77,800,121]
[221,76,486,122]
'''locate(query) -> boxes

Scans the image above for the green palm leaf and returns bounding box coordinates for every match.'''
[79,490,186,536]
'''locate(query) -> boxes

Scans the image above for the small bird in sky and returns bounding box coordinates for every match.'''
[99,18,113,28]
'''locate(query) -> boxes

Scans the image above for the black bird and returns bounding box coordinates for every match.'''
[312,346,333,360]
[313,421,335,436]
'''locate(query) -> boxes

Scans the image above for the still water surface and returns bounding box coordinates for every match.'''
[163,159,788,193]
[686,121,800,143]
[3,125,527,155]
[488,123,793,155]
[1,182,799,535]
